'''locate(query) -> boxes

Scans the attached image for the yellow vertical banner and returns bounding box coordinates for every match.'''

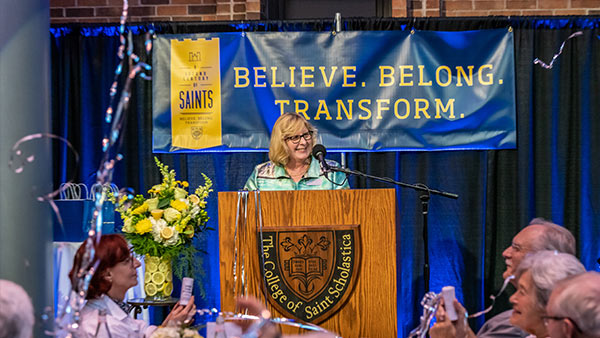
[170,38,222,149]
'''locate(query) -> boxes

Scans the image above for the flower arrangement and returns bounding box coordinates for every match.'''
[113,157,212,297]
[150,326,203,338]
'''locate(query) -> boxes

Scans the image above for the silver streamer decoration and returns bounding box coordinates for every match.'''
[228,191,338,336]
[194,308,340,337]
[50,0,154,335]
[9,133,80,229]
[255,190,270,310]
[233,190,270,310]
[408,292,441,338]
[233,191,250,310]
[409,275,516,337]
[533,31,583,69]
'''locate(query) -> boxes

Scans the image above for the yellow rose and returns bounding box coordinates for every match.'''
[174,187,187,200]
[170,199,187,212]
[163,208,181,223]
[181,181,189,188]
[134,218,152,234]
[146,197,159,211]
[132,203,149,215]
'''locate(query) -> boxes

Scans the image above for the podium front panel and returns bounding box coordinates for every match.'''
[218,189,397,338]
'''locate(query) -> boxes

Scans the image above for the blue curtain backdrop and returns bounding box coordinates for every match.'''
[50,17,600,337]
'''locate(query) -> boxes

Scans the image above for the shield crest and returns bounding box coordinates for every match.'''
[259,225,361,323]
[191,126,203,139]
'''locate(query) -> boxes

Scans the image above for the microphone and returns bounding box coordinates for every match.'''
[312,144,329,171]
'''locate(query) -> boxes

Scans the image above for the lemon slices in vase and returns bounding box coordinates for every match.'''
[144,256,173,300]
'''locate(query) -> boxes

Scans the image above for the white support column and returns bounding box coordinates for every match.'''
[0,0,52,336]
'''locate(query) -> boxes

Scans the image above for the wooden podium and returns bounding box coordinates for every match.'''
[218,189,397,337]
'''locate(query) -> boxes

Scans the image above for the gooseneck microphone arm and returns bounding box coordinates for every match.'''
[316,144,458,293]
[327,166,459,199]
[327,166,457,293]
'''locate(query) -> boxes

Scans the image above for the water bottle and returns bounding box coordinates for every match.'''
[214,313,227,338]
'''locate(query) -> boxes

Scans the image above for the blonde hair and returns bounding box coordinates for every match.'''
[269,113,317,166]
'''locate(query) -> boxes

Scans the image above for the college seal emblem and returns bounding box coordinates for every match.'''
[191,126,203,139]
[259,225,360,323]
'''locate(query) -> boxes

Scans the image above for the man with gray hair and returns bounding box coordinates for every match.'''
[477,218,576,337]
[0,279,35,338]
[545,271,600,338]
[430,218,577,338]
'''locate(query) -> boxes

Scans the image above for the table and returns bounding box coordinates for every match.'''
[127,297,179,319]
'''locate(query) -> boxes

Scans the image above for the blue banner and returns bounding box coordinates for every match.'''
[153,29,516,152]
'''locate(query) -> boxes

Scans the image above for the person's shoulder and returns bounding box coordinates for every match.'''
[79,303,101,334]
[82,298,104,312]
[255,161,280,177]
[477,310,528,338]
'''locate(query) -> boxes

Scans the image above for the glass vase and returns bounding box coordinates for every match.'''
[143,255,173,300]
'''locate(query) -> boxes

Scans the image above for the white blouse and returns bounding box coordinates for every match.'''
[79,295,157,338]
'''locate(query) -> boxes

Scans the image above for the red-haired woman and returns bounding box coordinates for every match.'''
[69,234,196,337]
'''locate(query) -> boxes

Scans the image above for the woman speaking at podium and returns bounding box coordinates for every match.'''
[244,113,349,191]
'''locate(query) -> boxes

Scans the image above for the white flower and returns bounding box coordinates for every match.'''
[163,229,179,246]
[149,327,201,338]
[150,327,179,338]
[182,328,201,338]
[151,218,167,243]
[189,205,200,218]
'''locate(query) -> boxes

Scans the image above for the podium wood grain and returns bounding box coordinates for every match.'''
[218,189,397,338]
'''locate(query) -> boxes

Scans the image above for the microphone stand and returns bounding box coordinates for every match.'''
[327,166,458,292]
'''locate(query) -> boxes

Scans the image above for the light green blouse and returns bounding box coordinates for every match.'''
[244,156,349,191]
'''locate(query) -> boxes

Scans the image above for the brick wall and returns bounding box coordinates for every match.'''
[403,0,600,17]
[50,0,261,24]
[51,0,599,24]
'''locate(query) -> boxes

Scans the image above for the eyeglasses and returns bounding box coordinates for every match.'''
[118,255,135,267]
[285,131,313,144]
[542,316,582,332]
[120,248,137,267]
